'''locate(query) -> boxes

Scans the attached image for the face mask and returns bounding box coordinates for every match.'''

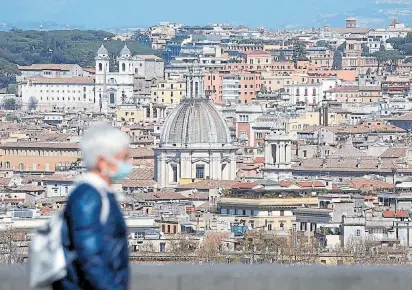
[109,161,133,182]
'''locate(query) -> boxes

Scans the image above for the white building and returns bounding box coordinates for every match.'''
[17,64,84,82]
[263,132,293,181]
[21,76,97,111]
[154,61,237,188]
[94,44,164,112]
[222,76,240,105]
[285,79,339,106]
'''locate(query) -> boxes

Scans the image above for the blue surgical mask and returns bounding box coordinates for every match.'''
[109,161,133,182]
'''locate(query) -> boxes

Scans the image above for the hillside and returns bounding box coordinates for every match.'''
[0,29,156,88]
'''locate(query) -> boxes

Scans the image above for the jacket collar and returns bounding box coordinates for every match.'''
[76,172,112,192]
[75,172,125,202]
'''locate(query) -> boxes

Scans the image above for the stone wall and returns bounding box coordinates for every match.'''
[1,264,412,290]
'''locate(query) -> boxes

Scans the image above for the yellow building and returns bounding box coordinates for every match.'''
[359,87,383,103]
[287,111,321,139]
[261,72,293,92]
[151,79,186,105]
[116,105,146,123]
[218,197,318,232]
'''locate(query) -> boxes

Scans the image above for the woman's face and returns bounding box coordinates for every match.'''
[98,148,131,176]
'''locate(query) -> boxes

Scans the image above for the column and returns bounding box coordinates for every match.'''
[275,143,280,168]
[160,153,167,188]
[264,141,270,165]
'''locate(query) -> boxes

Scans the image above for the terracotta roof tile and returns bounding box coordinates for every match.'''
[349,178,394,191]
[383,210,408,218]
[231,182,256,189]
[296,181,325,188]
[0,142,79,149]
[177,180,239,190]
[25,76,94,84]
[129,168,154,180]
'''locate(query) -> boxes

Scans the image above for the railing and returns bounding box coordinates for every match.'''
[1,264,412,290]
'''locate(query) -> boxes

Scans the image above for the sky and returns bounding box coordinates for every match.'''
[2,0,412,30]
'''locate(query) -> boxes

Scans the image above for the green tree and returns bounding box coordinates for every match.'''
[292,43,308,65]
[332,50,342,70]
[337,42,346,52]
[316,40,330,48]
[28,96,38,111]
[373,50,404,73]
[386,37,405,50]
[278,51,287,62]
[2,98,19,110]
[361,44,370,56]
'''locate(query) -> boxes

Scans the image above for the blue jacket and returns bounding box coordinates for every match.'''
[52,178,129,290]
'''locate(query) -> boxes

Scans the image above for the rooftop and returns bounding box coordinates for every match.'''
[24,77,95,85]
[18,64,79,71]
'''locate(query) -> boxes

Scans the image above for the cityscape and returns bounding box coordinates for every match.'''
[3,4,412,275]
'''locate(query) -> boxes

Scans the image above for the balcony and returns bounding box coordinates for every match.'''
[1,264,412,290]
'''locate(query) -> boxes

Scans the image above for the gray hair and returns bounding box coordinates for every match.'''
[81,123,130,169]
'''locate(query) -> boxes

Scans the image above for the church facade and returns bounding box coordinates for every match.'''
[154,62,237,188]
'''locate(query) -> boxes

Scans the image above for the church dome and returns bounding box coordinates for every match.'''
[120,44,131,56]
[160,99,231,147]
[97,44,108,56]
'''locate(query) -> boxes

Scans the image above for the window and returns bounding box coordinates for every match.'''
[98,63,103,71]
[296,88,300,96]
[172,165,178,183]
[304,88,308,96]
[109,93,115,104]
[279,222,285,231]
[122,63,126,72]
[267,224,273,231]
[356,229,361,237]
[196,165,205,179]
[303,150,307,158]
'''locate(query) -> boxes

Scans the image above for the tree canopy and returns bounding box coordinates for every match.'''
[332,50,342,70]
[292,44,309,63]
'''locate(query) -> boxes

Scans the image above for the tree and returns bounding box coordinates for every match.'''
[373,50,404,73]
[361,44,370,56]
[28,96,38,111]
[196,232,227,263]
[337,42,346,52]
[332,50,343,70]
[168,234,196,262]
[292,43,309,65]
[379,42,386,52]
[2,98,20,110]
[386,37,405,50]
[278,51,287,62]
[316,40,330,48]
[0,226,23,264]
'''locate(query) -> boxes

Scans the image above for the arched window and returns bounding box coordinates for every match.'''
[19,163,24,171]
[98,63,103,71]
[122,63,126,72]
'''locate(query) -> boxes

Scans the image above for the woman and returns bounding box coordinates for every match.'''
[53,124,132,290]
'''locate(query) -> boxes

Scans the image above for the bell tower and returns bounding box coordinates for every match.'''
[185,60,205,99]
[263,132,293,181]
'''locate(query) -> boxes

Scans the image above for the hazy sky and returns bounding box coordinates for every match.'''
[1,0,412,29]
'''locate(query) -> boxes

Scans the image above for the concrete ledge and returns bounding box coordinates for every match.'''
[1,264,412,290]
